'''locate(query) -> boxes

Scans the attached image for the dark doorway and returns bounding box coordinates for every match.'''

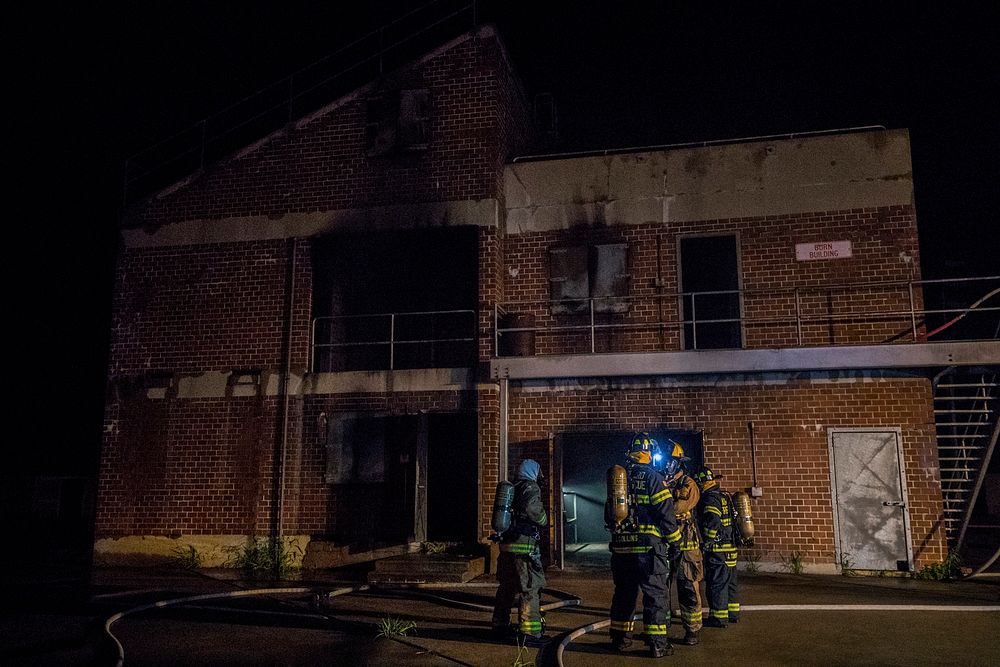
[558,429,704,568]
[426,412,479,543]
[330,411,478,548]
[679,235,743,349]
[379,416,422,545]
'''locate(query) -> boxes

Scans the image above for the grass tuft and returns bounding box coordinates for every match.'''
[376,616,417,638]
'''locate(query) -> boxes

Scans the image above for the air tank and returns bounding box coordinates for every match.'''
[732,489,755,544]
[605,464,629,529]
[491,480,515,535]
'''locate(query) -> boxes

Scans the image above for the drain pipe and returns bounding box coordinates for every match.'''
[275,238,299,546]
[499,376,509,481]
[747,421,760,494]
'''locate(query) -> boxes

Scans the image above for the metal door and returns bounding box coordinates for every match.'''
[828,429,913,571]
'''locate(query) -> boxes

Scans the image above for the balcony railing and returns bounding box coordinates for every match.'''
[495,276,1000,357]
[312,309,477,372]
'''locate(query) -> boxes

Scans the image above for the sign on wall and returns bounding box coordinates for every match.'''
[795,240,853,261]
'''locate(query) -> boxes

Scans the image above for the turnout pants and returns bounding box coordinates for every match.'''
[609,550,671,650]
[492,551,546,637]
[673,548,705,632]
[705,550,740,623]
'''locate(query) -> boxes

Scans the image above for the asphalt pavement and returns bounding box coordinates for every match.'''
[2,553,998,666]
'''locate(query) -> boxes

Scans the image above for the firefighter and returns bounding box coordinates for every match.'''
[607,433,682,658]
[695,466,740,627]
[492,458,549,643]
[661,441,704,646]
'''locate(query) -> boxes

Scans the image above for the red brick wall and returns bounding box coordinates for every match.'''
[501,206,923,354]
[127,30,536,229]
[501,377,946,568]
[100,28,535,542]
[98,395,281,536]
[109,239,312,375]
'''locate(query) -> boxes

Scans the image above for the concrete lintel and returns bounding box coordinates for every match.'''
[302,367,474,395]
[491,341,1000,381]
[122,199,499,248]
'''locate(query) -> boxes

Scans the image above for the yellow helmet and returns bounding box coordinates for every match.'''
[695,466,720,490]
[662,439,688,476]
[628,432,659,465]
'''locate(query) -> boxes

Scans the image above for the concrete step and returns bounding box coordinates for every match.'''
[367,554,485,584]
[301,541,409,570]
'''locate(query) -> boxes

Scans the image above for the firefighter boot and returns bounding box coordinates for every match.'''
[650,642,674,658]
[609,636,633,653]
[681,629,700,645]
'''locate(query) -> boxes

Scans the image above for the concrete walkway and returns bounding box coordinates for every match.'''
[2,562,998,666]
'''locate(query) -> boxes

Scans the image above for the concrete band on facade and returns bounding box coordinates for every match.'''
[504,129,914,234]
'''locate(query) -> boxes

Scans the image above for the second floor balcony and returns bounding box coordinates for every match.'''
[308,277,998,375]
[311,309,477,373]
[495,276,999,358]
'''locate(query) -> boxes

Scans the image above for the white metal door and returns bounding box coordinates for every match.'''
[828,429,913,571]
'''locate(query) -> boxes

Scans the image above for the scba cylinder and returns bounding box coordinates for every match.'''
[605,465,629,528]
[732,489,755,544]
[491,480,515,535]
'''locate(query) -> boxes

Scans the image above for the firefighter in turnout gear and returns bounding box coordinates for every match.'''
[661,441,705,646]
[492,459,549,643]
[606,434,682,658]
[695,466,740,627]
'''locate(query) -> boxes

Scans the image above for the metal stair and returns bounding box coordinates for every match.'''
[933,367,999,547]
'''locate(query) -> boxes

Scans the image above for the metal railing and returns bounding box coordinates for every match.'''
[123,0,482,206]
[312,309,476,372]
[495,276,1000,356]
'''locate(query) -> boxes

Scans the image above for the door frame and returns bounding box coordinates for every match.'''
[826,427,915,571]
[676,231,746,350]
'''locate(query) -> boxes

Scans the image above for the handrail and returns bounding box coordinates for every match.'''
[311,309,476,372]
[495,276,1000,355]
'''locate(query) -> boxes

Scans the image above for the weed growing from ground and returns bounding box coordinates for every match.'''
[376,616,417,638]
[511,634,531,667]
[781,550,805,574]
[422,542,448,554]
[170,544,202,570]
[913,552,962,581]
[839,551,856,577]
[742,549,761,576]
[225,536,301,579]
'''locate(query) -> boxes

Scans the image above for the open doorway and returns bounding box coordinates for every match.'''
[426,412,479,543]
[557,429,704,569]
[327,411,479,550]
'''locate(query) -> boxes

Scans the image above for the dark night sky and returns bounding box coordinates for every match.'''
[14,1,998,471]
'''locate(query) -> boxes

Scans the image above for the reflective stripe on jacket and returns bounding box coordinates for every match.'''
[610,462,680,554]
[499,478,547,555]
[699,488,737,553]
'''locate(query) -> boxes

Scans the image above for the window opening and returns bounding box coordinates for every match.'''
[679,235,742,349]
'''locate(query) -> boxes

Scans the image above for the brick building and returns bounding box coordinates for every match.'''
[97,25,998,573]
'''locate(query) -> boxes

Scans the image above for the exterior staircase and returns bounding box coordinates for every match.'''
[933,367,999,548]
